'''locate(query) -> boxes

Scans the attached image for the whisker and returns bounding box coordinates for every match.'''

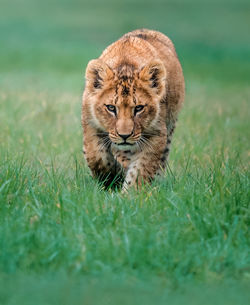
[140,136,152,150]
[98,136,111,151]
[140,136,158,157]
[136,141,143,152]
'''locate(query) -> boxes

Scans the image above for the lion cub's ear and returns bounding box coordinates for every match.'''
[139,60,166,99]
[85,59,114,93]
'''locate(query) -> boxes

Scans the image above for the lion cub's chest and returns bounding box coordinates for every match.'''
[111,147,136,171]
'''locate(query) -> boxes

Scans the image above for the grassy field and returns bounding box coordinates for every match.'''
[0,0,250,304]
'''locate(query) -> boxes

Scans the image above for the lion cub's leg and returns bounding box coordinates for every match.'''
[83,129,123,187]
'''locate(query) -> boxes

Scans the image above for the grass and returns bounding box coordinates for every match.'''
[0,0,250,304]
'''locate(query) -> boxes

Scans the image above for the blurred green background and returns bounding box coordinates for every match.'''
[1,0,250,81]
[0,0,249,304]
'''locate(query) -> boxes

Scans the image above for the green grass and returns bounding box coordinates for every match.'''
[0,0,250,304]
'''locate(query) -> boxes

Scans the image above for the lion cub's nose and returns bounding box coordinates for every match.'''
[118,133,132,141]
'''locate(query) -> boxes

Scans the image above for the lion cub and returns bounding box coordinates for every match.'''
[82,29,185,190]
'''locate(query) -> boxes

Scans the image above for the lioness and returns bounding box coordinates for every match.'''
[82,29,185,190]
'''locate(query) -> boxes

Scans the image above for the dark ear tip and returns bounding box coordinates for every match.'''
[85,59,104,90]
[93,81,102,89]
[138,61,166,96]
[85,59,114,92]
[149,67,160,88]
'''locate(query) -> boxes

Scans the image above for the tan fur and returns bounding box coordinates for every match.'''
[82,29,185,190]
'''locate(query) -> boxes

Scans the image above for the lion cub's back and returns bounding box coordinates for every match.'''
[123,29,177,57]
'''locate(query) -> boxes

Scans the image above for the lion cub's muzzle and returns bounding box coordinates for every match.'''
[117,132,134,146]
[113,133,136,146]
[109,131,141,149]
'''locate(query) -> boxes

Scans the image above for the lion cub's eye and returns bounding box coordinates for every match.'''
[134,105,144,115]
[106,104,116,114]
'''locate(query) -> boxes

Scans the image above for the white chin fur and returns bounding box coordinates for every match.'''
[112,143,138,152]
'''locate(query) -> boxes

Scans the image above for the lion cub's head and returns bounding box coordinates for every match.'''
[85,59,166,150]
